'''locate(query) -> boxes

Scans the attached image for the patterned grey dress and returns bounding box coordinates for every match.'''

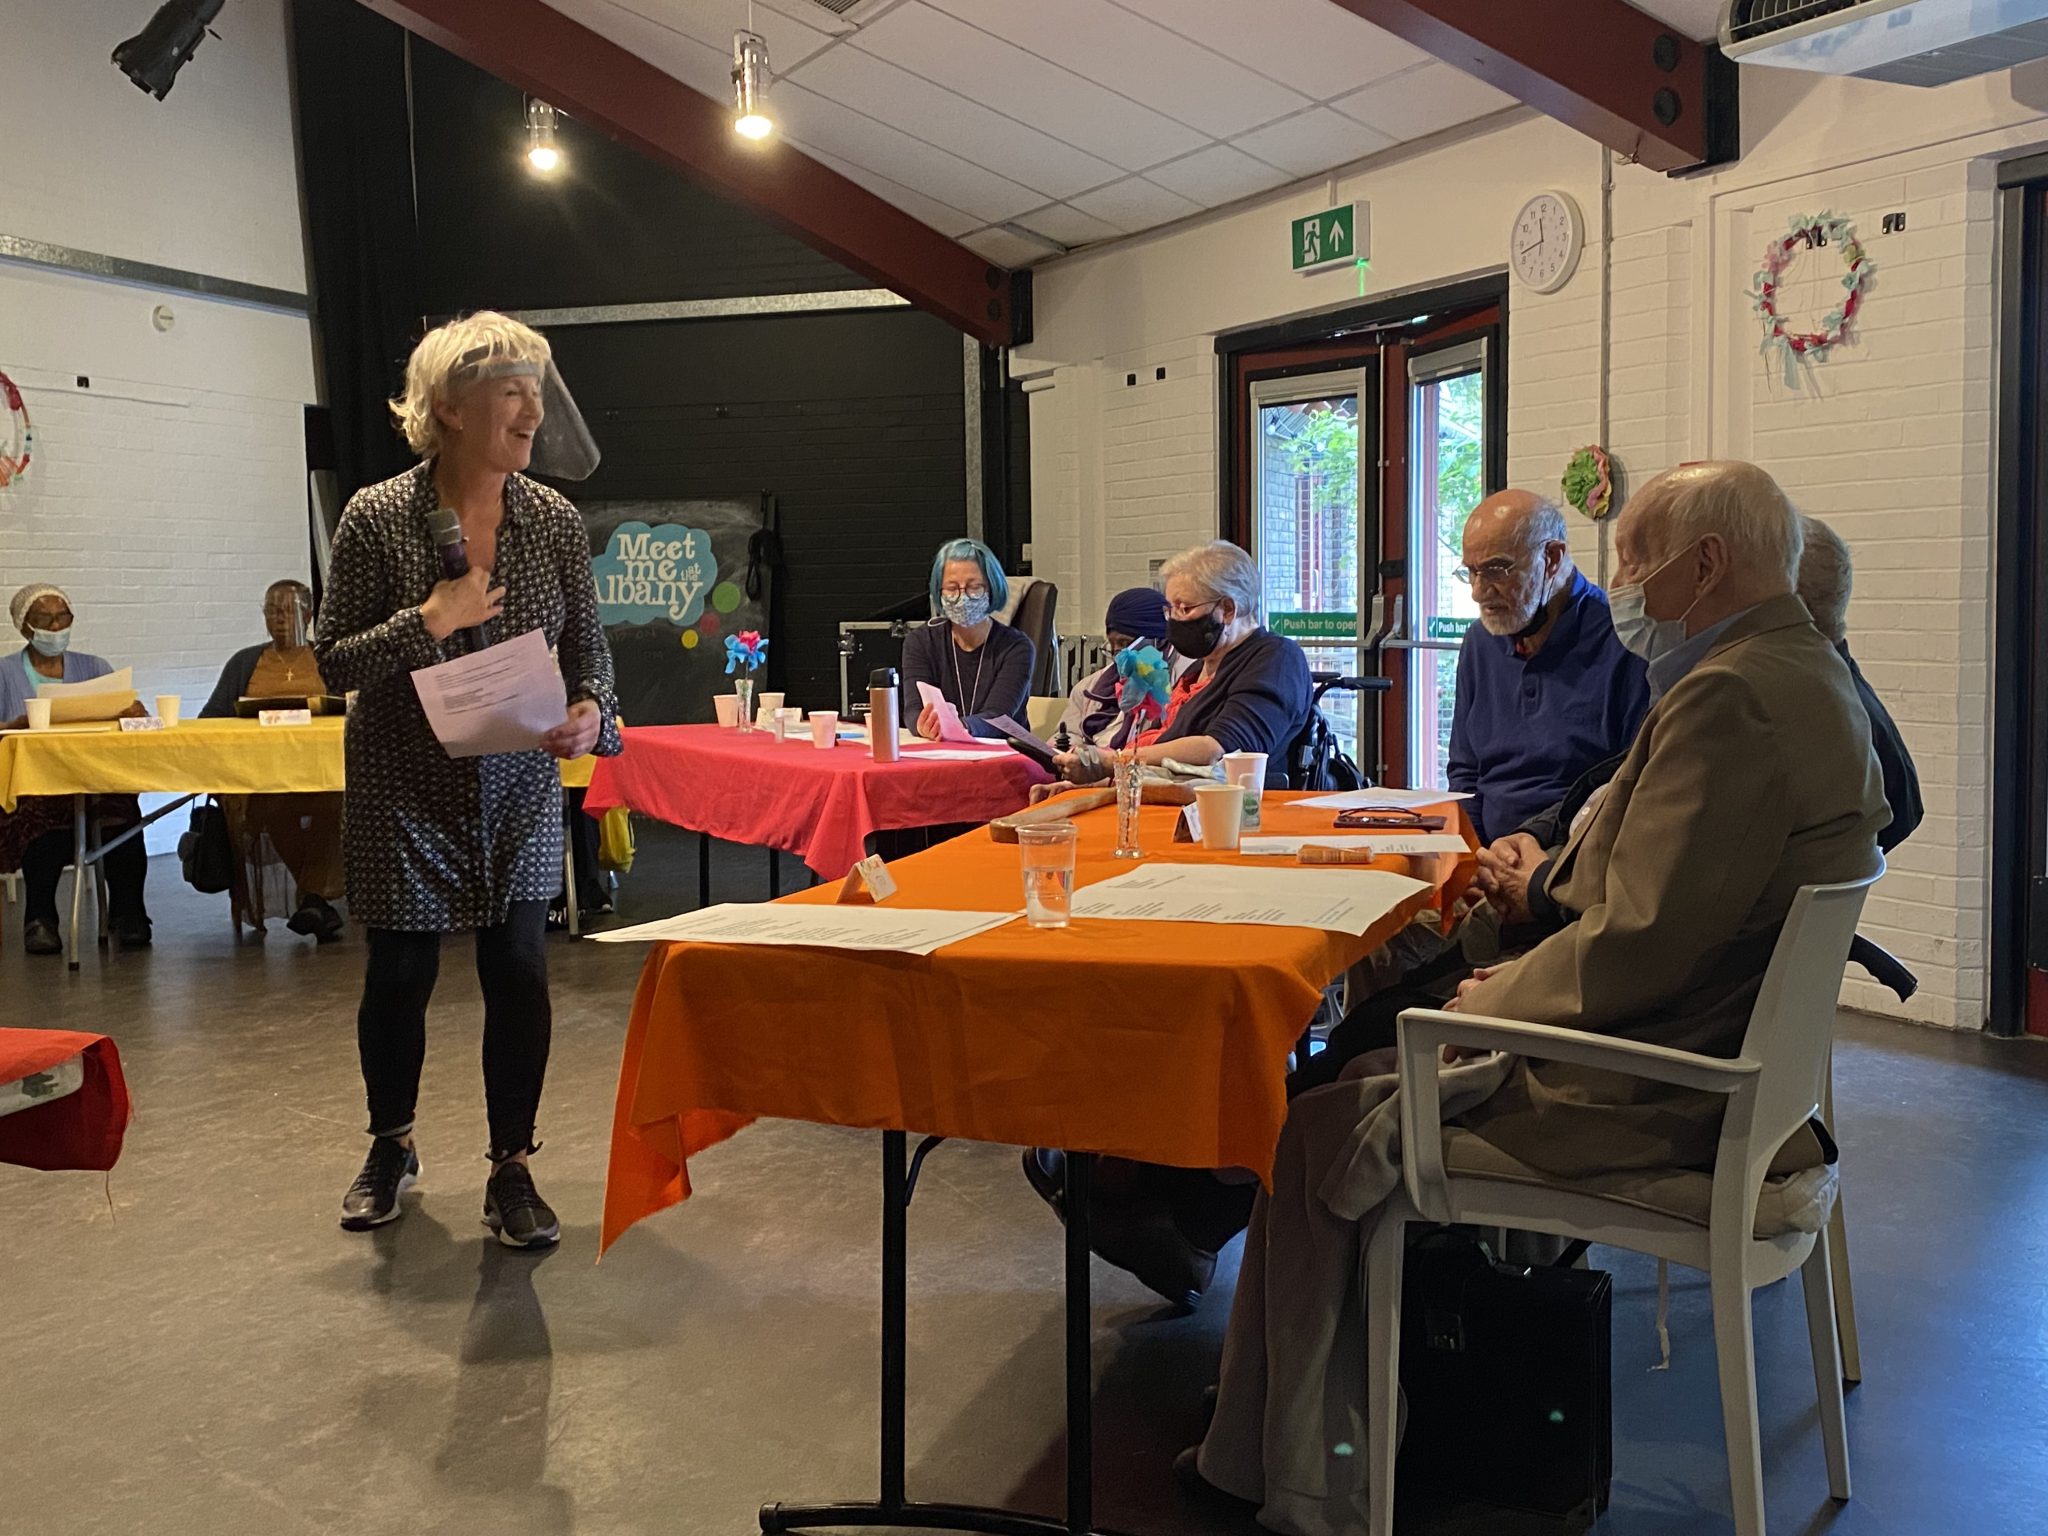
[314,464,622,932]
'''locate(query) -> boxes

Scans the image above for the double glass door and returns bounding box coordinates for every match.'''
[1238,316,1498,788]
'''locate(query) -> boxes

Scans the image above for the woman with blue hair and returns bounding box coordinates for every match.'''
[900,538,1035,739]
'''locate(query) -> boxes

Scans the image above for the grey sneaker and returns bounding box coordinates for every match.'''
[484,1161,560,1249]
[340,1136,419,1230]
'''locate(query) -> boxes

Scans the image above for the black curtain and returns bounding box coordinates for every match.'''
[291,0,423,501]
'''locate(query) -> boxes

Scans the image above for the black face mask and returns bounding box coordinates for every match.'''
[1166,610,1226,659]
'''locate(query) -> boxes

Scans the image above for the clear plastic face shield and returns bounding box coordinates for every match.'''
[451,345,601,482]
[265,585,311,650]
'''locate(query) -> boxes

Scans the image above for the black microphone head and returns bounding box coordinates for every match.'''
[426,506,464,548]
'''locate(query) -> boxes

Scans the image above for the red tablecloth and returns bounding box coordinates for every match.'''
[0,1028,130,1172]
[584,724,1053,881]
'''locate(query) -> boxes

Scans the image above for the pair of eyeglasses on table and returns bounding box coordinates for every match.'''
[1333,808,1449,831]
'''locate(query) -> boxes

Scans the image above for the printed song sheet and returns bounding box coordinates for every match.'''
[37,667,137,723]
[1070,865,1430,936]
[1238,833,1470,856]
[591,902,1019,955]
[411,629,566,758]
[1294,786,1474,811]
[914,680,978,743]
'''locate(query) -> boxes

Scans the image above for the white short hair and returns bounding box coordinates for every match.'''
[1797,515,1852,643]
[390,311,551,459]
[1638,461,1802,590]
[1159,539,1262,624]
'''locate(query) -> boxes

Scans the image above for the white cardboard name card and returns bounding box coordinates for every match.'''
[118,716,165,733]
[259,708,313,727]
[835,854,898,905]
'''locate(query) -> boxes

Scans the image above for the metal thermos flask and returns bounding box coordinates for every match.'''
[869,667,901,762]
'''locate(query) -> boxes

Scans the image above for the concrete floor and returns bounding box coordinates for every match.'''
[4,824,2047,1536]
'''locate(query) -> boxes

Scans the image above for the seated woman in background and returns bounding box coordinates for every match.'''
[1054,585,1180,750]
[0,584,153,954]
[200,579,345,941]
[900,538,1036,739]
[1056,540,1311,786]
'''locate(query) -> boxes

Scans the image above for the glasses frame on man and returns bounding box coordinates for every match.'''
[1452,554,1528,588]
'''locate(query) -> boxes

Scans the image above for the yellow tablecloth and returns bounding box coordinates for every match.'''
[0,717,599,810]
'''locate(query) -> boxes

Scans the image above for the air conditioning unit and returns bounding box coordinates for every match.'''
[1721,0,2048,85]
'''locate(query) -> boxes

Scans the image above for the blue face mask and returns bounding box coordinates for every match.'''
[28,627,71,658]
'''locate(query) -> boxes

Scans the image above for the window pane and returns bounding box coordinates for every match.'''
[1407,368,1485,788]
[1256,394,1360,632]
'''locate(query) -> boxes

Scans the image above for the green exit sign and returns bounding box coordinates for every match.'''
[1291,201,1370,275]
[1270,611,1359,643]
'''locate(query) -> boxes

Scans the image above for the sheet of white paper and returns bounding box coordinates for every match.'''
[914,679,977,743]
[984,713,1057,756]
[899,747,1015,762]
[590,902,1019,955]
[1294,786,1475,810]
[1070,864,1431,936]
[410,629,566,759]
[1239,833,1470,856]
[37,667,137,723]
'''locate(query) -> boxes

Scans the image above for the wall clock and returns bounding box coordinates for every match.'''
[1510,190,1585,294]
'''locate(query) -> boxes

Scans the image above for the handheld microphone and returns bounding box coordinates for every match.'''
[425,506,489,652]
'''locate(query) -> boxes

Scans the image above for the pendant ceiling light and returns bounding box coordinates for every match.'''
[526,97,563,174]
[732,30,774,142]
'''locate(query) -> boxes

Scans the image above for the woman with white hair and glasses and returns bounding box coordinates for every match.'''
[315,310,620,1247]
[1055,538,1311,787]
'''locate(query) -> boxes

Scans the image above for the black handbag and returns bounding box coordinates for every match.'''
[177,798,235,894]
[1399,1228,1613,1525]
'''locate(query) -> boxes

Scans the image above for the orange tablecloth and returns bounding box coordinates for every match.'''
[601,792,1476,1252]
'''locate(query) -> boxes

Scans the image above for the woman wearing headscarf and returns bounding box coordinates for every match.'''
[200,579,346,941]
[1053,586,1176,749]
[0,584,153,953]
[315,310,620,1247]
[899,538,1036,739]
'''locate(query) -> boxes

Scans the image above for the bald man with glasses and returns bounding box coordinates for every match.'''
[1446,489,1648,845]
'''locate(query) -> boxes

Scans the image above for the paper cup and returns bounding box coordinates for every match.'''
[1221,750,1268,827]
[155,693,182,727]
[25,698,52,730]
[714,694,740,728]
[756,692,786,727]
[1192,781,1246,851]
[810,711,839,748]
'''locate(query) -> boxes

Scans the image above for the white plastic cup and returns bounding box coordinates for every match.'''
[714,693,741,728]
[1221,750,1268,828]
[1192,781,1246,851]
[25,698,52,730]
[155,693,182,727]
[756,691,785,727]
[810,710,839,748]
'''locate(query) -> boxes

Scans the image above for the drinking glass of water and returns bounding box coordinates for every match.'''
[1018,823,1078,929]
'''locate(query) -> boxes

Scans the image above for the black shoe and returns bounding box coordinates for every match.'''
[287,895,344,942]
[112,914,152,949]
[340,1136,419,1230]
[1022,1147,1066,1219]
[1172,1447,1258,1512]
[1087,1198,1216,1313]
[484,1161,560,1249]
[22,918,61,956]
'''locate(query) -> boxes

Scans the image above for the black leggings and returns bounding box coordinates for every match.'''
[356,900,551,1161]
[20,826,148,926]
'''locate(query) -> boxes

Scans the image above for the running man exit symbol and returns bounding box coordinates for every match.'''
[1291,202,1371,275]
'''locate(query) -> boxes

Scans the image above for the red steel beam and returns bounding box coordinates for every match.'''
[1323,0,1736,173]
[360,0,1022,345]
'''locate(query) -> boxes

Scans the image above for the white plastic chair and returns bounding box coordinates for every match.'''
[1365,870,1879,1536]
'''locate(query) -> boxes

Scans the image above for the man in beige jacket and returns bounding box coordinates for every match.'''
[1190,461,1888,1534]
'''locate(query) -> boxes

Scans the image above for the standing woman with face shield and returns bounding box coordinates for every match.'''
[0,584,154,954]
[314,311,620,1247]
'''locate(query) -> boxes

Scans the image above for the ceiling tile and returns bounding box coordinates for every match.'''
[541,0,733,96]
[1331,61,1517,138]
[1066,175,1204,233]
[774,81,1046,224]
[1107,0,1433,102]
[1143,143,1293,206]
[1233,106,1397,178]
[962,226,1062,266]
[791,140,984,237]
[549,0,841,76]
[848,3,1206,171]
[1009,202,1125,249]
[1626,0,1725,39]
[923,0,1311,138]
[788,42,1122,197]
